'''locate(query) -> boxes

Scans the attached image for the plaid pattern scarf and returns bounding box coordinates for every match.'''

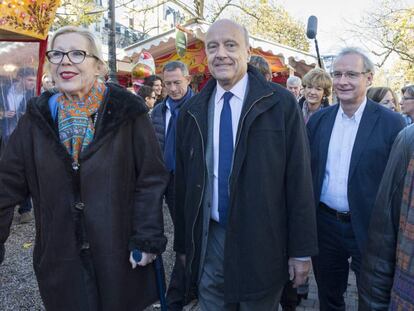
[390,154,414,310]
[57,81,106,163]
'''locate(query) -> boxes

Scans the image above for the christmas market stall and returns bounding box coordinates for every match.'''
[123,20,320,91]
[0,0,60,94]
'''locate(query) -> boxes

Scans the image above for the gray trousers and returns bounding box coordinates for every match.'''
[198,221,282,311]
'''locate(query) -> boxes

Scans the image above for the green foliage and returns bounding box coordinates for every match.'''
[230,0,310,51]
[355,1,414,84]
[54,0,103,28]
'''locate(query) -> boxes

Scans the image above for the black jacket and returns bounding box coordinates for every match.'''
[0,83,168,310]
[359,125,414,310]
[174,66,318,303]
[150,98,167,152]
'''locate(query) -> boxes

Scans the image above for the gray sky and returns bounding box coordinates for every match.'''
[278,0,414,55]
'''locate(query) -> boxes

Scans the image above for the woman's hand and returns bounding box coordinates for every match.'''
[129,251,156,269]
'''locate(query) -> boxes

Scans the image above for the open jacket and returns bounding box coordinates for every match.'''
[174,66,318,303]
[359,125,414,310]
[0,83,168,311]
[307,101,405,251]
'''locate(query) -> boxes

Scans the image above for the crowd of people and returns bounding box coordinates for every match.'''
[0,18,414,311]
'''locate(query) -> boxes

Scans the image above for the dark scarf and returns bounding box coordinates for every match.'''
[164,87,194,172]
[390,153,414,310]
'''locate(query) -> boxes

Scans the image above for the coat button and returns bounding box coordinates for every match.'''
[72,162,80,171]
[81,242,90,250]
[75,202,85,211]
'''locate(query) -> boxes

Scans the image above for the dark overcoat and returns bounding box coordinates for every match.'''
[359,125,414,310]
[0,83,169,310]
[174,66,318,303]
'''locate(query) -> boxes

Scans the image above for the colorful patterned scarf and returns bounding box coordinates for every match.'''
[57,81,106,162]
[390,153,414,310]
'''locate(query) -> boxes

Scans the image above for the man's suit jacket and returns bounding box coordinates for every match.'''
[0,82,33,146]
[307,99,405,250]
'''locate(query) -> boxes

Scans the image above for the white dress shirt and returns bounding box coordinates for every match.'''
[164,99,173,135]
[211,73,248,222]
[6,84,24,112]
[320,99,367,212]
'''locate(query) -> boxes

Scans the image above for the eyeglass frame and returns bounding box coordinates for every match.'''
[402,96,414,101]
[46,50,99,64]
[330,71,371,80]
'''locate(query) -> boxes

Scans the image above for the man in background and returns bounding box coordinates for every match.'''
[287,76,302,99]
[0,67,36,223]
[150,61,194,311]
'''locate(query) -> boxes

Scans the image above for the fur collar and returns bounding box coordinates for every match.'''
[27,82,148,142]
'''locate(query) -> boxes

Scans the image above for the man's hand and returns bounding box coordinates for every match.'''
[0,244,4,265]
[4,111,16,118]
[288,258,311,288]
[129,251,156,269]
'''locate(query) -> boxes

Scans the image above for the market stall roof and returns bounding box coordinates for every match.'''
[123,20,319,68]
[0,0,60,40]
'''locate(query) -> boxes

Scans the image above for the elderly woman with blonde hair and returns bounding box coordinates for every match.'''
[0,26,168,310]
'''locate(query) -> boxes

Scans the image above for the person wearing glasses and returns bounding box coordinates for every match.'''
[0,26,168,310]
[137,85,157,111]
[400,84,414,126]
[367,86,399,112]
[307,47,405,310]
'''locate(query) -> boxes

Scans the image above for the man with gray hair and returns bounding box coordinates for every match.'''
[307,47,405,310]
[286,76,302,99]
[174,19,317,310]
[150,60,194,311]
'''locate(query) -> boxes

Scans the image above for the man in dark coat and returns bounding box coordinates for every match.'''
[0,67,36,223]
[0,83,168,310]
[150,60,194,311]
[174,19,318,310]
[307,47,405,311]
[359,125,414,310]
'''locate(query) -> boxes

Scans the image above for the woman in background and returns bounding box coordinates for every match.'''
[301,68,332,124]
[367,86,399,111]
[144,75,164,106]
[400,84,414,126]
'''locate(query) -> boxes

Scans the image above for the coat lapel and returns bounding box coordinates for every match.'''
[318,105,338,187]
[348,100,379,180]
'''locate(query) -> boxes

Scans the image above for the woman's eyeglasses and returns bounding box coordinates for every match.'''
[46,50,98,64]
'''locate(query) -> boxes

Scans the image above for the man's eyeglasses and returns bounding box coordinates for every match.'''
[46,50,98,64]
[330,71,370,80]
[402,97,414,101]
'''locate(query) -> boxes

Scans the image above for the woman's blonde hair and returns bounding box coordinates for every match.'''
[302,68,332,97]
[47,26,108,77]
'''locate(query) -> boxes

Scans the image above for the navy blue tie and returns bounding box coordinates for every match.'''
[218,91,234,227]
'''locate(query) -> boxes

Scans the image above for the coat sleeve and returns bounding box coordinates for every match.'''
[128,112,169,254]
[0,115,30,261]
[284,95,318,257]
[359,128,410,310]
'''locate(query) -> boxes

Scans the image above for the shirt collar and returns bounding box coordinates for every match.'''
[338,97,367,124]
[215,73,249,104]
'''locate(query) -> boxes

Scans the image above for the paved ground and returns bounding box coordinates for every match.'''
[0,207,358,310]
